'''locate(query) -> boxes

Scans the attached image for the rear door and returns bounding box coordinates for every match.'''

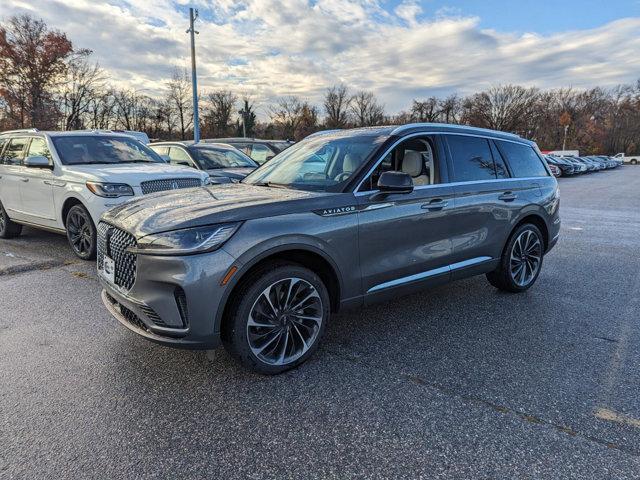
[19,137,57,224]
[444,134,519,277]
[0,137,29,220]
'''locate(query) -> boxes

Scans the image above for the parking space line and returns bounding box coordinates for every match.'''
[595,408,640,429]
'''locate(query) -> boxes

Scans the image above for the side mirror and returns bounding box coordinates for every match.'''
[376,171,413,195]
[265,154,275,162]
[24,156,51,169]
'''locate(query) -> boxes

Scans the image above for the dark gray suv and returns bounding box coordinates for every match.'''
[99,124,560,374]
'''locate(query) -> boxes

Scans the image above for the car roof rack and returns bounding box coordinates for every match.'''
[390,123,522,139]
[0,128,39,135]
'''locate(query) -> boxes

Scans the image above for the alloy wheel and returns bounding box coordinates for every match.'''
[509,229,542,287]
[67,210,93,256]
[247,277,323,366]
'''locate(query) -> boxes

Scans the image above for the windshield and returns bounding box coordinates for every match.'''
[243,133,387,192]
[192,147,257,169]
[52,135,163,165]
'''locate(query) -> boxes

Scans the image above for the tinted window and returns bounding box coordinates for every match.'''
[447,135,497,182]
[150,145,169,156]
[2,138,28,165]
[191,147,257,169]
[27,138,53,165]
[497,141,549,178]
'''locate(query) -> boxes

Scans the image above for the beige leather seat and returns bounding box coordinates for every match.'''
[402,150,430,186]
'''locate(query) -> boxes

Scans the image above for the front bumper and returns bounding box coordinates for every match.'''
[100,247,237,350]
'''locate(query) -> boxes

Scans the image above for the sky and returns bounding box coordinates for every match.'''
[2,0,639,117]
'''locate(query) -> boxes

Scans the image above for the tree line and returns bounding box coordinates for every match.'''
[1,14,639,154]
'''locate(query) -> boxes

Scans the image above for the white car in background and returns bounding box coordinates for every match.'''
[614,153,640,165]
[0,129,209,259]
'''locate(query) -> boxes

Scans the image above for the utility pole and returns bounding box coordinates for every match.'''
[187,8,200,143]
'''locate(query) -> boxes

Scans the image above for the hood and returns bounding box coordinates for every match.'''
[64,163,207,185]
[207,167,254,180]
[101,183,330,237]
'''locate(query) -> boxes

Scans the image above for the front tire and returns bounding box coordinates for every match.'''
[487,224,544,293]
[0,201,23,239]
[223,262,330,375]
[66,204,97,260]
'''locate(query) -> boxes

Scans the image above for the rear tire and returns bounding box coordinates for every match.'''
[631,159,638,165]
[65,204,97,260]
[222,262,330,375]
[0,201,23,239]
[487,223,544,293]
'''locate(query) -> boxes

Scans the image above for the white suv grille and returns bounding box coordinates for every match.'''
[140,178,201,195]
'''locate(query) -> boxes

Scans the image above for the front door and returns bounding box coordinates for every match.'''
[19,137,57,225]
[356,135,454,298]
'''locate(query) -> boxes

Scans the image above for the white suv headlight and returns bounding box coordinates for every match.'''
[131,223,240,256]
[86,182,134,198]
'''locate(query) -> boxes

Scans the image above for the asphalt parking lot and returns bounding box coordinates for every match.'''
[1,167,639,479]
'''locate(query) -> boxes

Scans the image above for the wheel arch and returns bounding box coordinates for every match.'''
[61,196,86,227]
[216,244,343,334]
[512,213,549,251]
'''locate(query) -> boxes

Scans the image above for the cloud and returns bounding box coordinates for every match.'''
[1,0,639,116]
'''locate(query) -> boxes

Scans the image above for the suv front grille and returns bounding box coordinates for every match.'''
[140,178,201,195]
[97,222,137,291]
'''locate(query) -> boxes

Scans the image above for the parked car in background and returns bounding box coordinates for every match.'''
[98,123,560,374]
[545,155,576,175]
[0,129,209,259]
[548,163,561,177]
[203,138,294,164]
[614,153,639,165]
[149,141,258,183]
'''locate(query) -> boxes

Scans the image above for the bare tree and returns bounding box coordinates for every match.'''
[202,90,237,138]
[238,98,256,137]
[324,84,351,128]
[462,85,540,135]
[411,97,440,122]
[270,96,304,139]
[349,91,385,127]
[60,50,105,130]
[166,68,193,139]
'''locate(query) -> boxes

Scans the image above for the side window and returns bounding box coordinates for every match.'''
[250,144,271,164]
[489,141,510,179]
[150,146,169,156]
[26,138,53,165]
[360,136,437,191]
[447,135,497,182]
[497,141,549,178]
[2,138,28,166]
[168,147,196,168]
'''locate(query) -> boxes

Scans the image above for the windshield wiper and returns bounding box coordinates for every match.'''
[252,181,291,189]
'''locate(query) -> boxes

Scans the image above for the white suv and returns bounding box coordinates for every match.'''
[0,129,209,259]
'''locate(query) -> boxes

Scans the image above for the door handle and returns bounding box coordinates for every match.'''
[421,198,448,211]
[498,191,517,202]
[20,178,29,183]
[44,180,66,187]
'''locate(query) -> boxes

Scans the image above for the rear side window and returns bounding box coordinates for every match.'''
[497,141,549,178]
[446,135,497,182]
[2,138,28,165]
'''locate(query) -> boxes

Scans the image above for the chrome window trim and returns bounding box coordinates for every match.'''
[354,130,544,196]
[367,256,493,293]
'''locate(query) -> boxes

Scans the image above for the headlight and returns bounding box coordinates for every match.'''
[86,182,134,198]
[131,223,240,256]
[203,176,212,186]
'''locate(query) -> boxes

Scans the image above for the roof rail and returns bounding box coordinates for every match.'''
[0,128,39,135]
[389,123,521,139]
